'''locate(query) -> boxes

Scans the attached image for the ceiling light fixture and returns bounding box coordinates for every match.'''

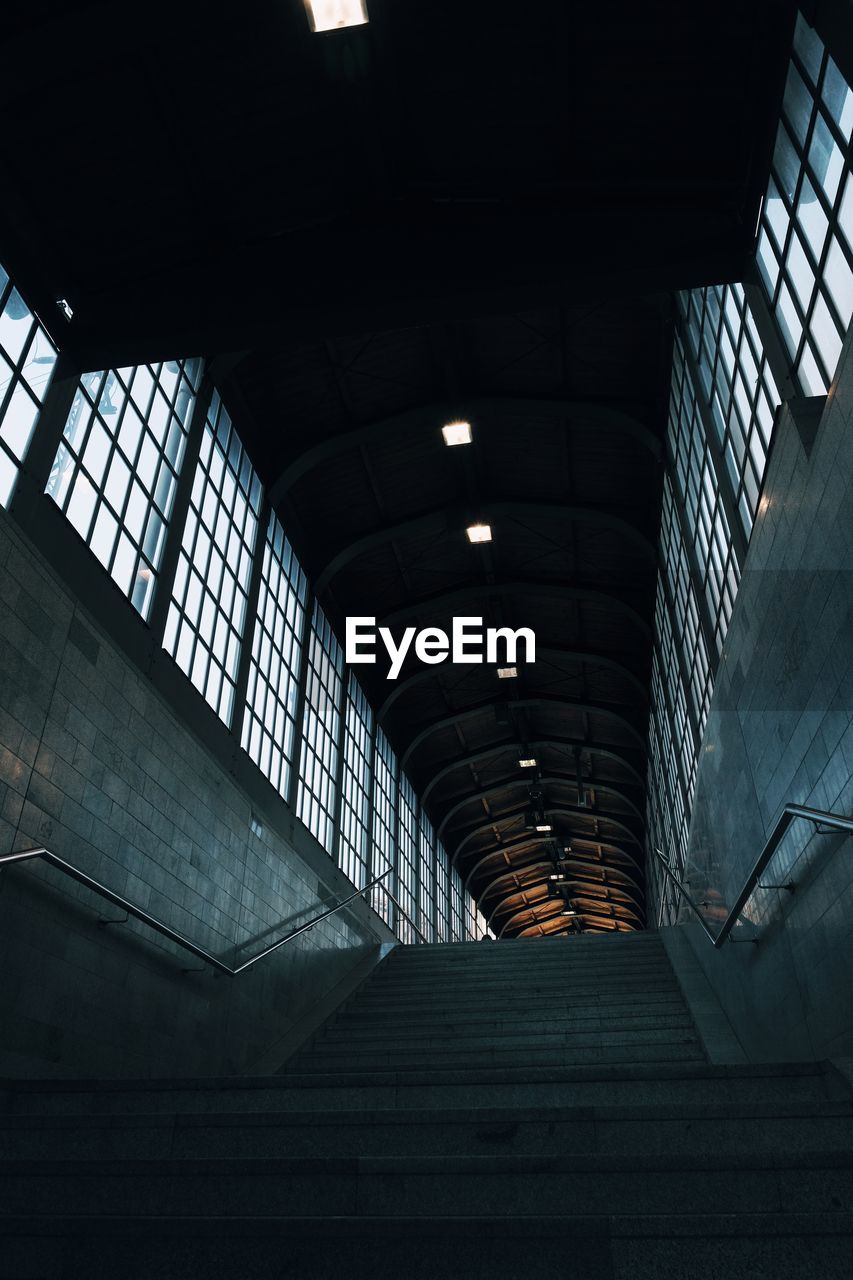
[442,420,472,446]
[517,756,537,768]
[466,522,492,544]
[561,909,578,917]
[305,0,369,32]
[496,666,517,679]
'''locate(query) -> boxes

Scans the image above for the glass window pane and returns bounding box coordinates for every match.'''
[242,512,308,800]
[47,357,202,617]
[164,391,261,725]
[0,262,58,506]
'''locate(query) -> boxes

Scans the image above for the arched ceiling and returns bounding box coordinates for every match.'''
[0,0,797,936]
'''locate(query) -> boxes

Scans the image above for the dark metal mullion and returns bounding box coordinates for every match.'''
[194,462,222,702]
[678,319,750,568]
[231,494,271,747]
[772,83,837,383]
[12,351,82,508]
[655,565,704,758]
[648,664,694,884]
[329,665,350,873]
[146,372,214,652]
[285,587,315,812]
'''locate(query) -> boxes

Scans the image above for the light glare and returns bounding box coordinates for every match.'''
[497,666,517,679]
[466,522,492,544]
[442,420,473,446]
[306,0,369,32]
[517,757,538,768]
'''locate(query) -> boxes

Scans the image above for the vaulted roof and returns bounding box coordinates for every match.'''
[0,0,797,935]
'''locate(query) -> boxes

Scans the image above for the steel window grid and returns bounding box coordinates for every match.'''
[242,511,308,800]
[0,263,58,508]
[46,358,201,618]
[163,389,261,725]
[677,290,781,544]
[338,673,374,889]
[296,602,344,853]
[397,771,419,944]
[450,865,465,943]
[435,840,450,942]
[757,14,853,396]
[666,341,742,655]
[418,812,436,942]
[371,727,397,926]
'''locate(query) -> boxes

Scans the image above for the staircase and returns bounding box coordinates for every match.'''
[2,931,853,1277]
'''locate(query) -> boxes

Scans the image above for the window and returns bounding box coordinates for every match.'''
[338,674,374,888]
[757,15,853,393]
[47,358,202,616]
[397,772,419,944]
[242,513,308,799]
[450,864,465,942]
[297,603,344,853]
[371,727,397,925]
[0,263,57,508]
[418,812,436,942]
[435,840,451,942]
[163,390,261,724]
[677,288,781,543]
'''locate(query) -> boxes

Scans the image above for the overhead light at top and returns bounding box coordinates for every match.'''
[442,420,473,447]
[466,523,492,544]
[496,666,517,680]
[306,0,369,32]
[517,757,538,769]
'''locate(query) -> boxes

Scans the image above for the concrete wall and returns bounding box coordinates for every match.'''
[0,509,394,1079]
[678,331,853,1062]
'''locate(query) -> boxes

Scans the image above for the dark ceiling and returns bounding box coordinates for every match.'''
[0,0,796,936]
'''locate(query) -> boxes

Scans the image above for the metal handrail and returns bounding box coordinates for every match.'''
[0,846,392,975]
[370,881,429,944]
[653,803,853,948]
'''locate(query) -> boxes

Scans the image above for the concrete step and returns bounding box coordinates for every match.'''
[321,1013,696,1041]
[3,1211,853,1280]
[368,962,676,977]
[351,977,683,1005]
[391,936,665,956]
[2,1149,853,1220]
[303,1026,701,1056]
[2,1100,853,1162]
[334,997,690,1029]
[2,1062,845,1116]
[289,1044,708,1074]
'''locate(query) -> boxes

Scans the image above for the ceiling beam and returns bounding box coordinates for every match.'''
[420,738,645,805]
[269,397,662,498]
[379,580,652,641]
[464,839,643,893]
[400,696,647,768]
[436,775,646,840]
[314,500,655,594]
[452,804,642,864]
[377,646,648,720]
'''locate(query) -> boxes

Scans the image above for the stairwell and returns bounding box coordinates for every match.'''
[2,931,853,1277]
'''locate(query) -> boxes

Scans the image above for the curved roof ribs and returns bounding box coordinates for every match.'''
[314,500,655,594]
[270,398,662,498]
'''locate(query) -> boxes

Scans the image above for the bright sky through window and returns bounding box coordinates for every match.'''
[0,262,57,508]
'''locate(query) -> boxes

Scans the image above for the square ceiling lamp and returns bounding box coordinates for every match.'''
[306,0,369,32]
